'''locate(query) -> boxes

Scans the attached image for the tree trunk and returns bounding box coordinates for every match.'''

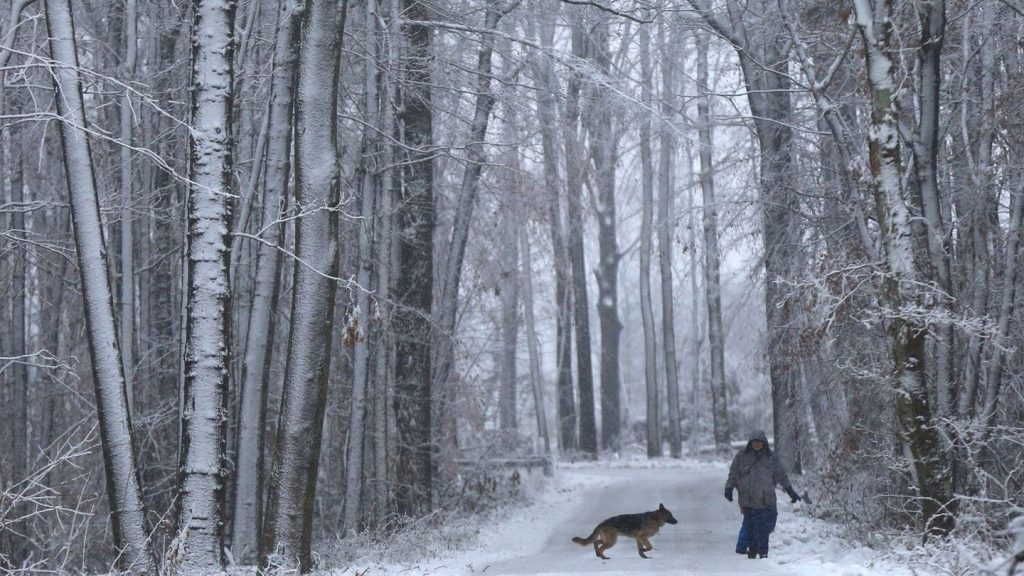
[119,0,138,416]
[531,13,576,451]
[393,0,436,516]
[43,0,156,570]
[696,31,730,451]
[499,206,521,433]
[586,13,622,452]
[913,0,954,417]
[230,0,300,560]
[343,0,383,530]
[432,0,501,461]
[565,11,598,457]
[8,110,29,566]
[958,2,997,419]
[639,21,660,458]
[259,0,345,569]
[689,0,802,468]
[658,17,681,459]
[520,223,551,456]
[853,0,956,536]
[980,184,1023,438]
[174,0,237,570]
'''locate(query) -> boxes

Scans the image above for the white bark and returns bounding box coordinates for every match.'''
[43,0,155,571]
[260,0,345,569]
[174,0,237,571]
[230,0,300,560]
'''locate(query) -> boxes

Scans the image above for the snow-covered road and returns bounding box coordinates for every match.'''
[483,464,808,575]
[340,460,929,575]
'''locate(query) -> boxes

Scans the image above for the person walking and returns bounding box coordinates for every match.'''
[724,429,800,559]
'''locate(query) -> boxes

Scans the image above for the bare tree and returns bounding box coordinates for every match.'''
[586,10,622,452]
[565,9,598,457]
[260,0,346,569]
[231,0,301,560]
[852,0,955,536]
[42,0,156,570]
[657,16,682,459]
[173,0,237,570]
[393,0,437,516]
[530,9,576,451]
[695,30,730,451]
[639,20,661,458]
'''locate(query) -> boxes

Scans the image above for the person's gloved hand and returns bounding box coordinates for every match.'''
[786,487,800,503]
[725,487,734,502]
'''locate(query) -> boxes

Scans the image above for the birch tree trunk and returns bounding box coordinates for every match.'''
[230,0,300,560]
[696,31,730,451]
[174,0,237,570]
[853,0,955,536]
[43,0,156,570]
[531,13,576,451]
[565,11,598,457]
[639,21,661,458]
[260,0,345,569]
[393,0,436,516]
[658,17,681,459]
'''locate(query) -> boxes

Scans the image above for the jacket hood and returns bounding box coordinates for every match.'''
[745,429,770,453]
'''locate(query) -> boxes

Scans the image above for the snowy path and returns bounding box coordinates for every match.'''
[341,461,924,575]
[483,464,798,575]
[459,462,918,576]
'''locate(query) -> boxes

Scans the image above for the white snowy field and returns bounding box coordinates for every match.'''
[314,459,979,576]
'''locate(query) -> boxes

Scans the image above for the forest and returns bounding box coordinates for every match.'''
[1,0,1023,573]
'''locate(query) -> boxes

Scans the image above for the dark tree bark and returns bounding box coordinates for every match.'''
[565,9,597,457]
[393,0,437,515]
[586,12,622,452]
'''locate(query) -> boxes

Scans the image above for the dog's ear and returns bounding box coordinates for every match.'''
[659,503,665,510]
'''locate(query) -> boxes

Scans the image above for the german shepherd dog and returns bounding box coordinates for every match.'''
[572,503,678,559]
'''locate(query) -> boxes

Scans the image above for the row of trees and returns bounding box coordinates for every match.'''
[2,0,1023,572]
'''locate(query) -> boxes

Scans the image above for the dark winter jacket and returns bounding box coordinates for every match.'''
[725,430,793,509]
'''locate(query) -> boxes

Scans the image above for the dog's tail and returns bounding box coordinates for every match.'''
[572,529,598,546]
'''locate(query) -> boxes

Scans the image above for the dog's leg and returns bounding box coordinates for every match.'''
[595,530,615,559]
[637,537,654,558]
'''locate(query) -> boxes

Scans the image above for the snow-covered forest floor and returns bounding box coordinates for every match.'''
[270,458,1006,576]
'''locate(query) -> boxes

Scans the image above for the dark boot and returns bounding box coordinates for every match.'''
[747,551,757,559]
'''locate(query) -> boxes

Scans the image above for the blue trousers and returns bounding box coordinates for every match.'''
[737,507,776,555]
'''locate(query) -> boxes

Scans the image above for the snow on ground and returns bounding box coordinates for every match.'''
[317,457,955,576]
